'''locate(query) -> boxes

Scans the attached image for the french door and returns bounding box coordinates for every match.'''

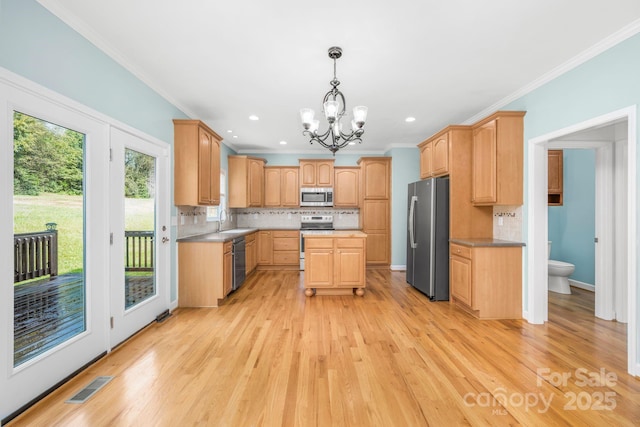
[109,128,170,348]
[1,81,110,419]
[1,76,171,421]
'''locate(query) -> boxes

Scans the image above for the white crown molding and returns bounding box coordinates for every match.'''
[37,0,197,120]
[463,17,640,125]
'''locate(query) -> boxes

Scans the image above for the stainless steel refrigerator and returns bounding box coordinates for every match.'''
[406,177,450,300]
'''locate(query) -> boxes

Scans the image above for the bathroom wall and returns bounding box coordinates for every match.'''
[548,149,596,285]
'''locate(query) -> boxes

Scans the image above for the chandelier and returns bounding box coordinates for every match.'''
[300,46,368,155]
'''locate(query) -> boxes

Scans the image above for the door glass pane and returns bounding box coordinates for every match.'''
[13,111,85,366]
[124,148,156,309]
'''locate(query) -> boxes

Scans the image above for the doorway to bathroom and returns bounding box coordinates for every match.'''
[527,106,638,376]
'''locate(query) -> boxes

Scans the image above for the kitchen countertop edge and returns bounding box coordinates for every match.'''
[177,228,260,243]
[302,230,367,237]
[178,228,365,243]
[450,238,525,247]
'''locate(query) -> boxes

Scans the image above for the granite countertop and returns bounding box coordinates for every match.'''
[302,230,367,238]
[450,238,525,247]
[177,228,259,243]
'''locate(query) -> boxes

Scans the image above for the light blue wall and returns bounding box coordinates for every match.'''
[386,147,421,266]
[0,0,187,143]
[0,0,236,303]
[548,150,596,285]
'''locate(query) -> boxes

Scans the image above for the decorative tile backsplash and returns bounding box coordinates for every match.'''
[176,206,359,238]
[176,206,237,238]
[237,208,359,229]
[493,205,523,241]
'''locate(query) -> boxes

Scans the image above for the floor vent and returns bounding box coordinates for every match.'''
[156,309,171,323]
[65,376,113,404]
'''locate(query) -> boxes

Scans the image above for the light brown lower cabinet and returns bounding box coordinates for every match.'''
[257,230,300,270]
[178,241,232,307]
[304,235,366,296]
[450,243,522,319]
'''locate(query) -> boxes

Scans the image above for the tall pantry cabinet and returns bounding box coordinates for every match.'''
[358,157,391,267]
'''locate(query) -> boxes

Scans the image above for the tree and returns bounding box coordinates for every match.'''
[124,149,155,198]
[13,112,84,195]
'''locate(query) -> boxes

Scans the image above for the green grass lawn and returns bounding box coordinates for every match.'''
[14,193,154,276]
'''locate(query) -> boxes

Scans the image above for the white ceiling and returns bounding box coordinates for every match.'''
[38,0,640,155]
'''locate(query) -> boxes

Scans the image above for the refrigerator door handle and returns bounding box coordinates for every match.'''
[409,195,418,249]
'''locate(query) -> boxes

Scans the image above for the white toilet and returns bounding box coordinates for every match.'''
[548,241,574,294]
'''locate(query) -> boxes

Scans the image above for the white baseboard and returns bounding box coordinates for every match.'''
[390,265,406,271]
[569,279,595,292]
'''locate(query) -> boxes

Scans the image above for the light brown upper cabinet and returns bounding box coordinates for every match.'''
[548,150,563,205]
[264,166,299,207]
[471,111,525,206]
[299,159,334,187]
[418,126,493,239]
[418,132,449,178]
[228,155,265,208]
[359,157,390,200]
[173,119,222,206]
[334,167,360,207]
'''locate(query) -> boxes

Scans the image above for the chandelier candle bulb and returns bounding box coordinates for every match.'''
[310,120,319,134]
[300,46,367,155]
[300,109,315,129]
[353,106,368,127]
[324,100,339,122]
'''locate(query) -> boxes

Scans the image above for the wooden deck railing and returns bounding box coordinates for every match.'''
[125,230,154,271]
[14,231,58,283]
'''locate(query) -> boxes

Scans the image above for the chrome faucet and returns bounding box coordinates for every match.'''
[217,208,227,232]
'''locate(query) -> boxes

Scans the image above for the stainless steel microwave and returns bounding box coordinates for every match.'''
[300,187,334,207]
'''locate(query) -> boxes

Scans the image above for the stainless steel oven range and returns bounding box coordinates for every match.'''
[299,215,334,270]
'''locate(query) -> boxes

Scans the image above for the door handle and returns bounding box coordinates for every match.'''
[409,196,418,249]
[162,237,170,243]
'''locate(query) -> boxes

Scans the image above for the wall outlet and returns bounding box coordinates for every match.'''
[194,216,198,224]
[254,213,258,219]
[287,213,292,219]
[180,216,185,225]
[498,217,504,226]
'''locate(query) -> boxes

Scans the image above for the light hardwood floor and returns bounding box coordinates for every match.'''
[9,271,640,426]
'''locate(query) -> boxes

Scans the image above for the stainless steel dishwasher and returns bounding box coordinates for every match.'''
[232,237,246,291]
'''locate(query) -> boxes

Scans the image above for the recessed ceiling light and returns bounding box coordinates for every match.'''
[249,115,259,121]
[233,135,238,139]
[405,117,416,122]
[279,141,287,145]
[227,129,233,133]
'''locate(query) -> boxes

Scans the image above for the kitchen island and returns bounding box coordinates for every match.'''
[302,230,367,296]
